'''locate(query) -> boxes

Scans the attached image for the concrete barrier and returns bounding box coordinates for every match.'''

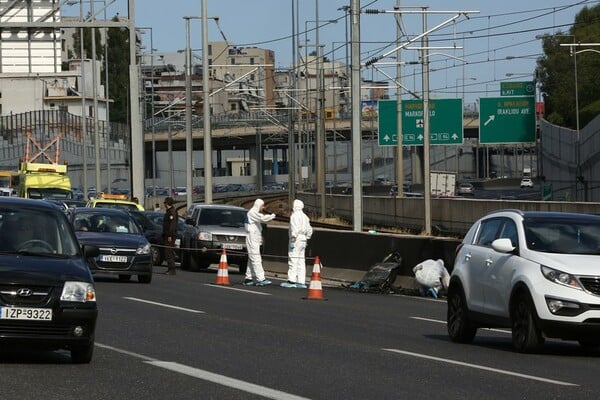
[262,225,461,287]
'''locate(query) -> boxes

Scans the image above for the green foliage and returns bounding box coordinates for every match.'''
[104,16,131,124]
[537,4,600,129]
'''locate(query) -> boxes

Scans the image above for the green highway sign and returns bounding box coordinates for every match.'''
[479,96,536,144]
[378,98,463,146]
[378,100,399,146]
[501,81,535,96]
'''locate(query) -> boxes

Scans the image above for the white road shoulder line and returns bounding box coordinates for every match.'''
[382,348,578,387]
[204,284,272,295]
[123,297,205,313]
[146,361,311,400]
[96,342,310,399]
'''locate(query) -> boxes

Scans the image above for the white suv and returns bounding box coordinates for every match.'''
[447,210,600,352]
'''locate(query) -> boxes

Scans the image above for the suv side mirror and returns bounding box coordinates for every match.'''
[491,238,516,253]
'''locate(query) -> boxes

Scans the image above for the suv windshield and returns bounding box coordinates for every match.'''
[524,216,600,254]
[0,207,79,256]
[198,208,247,227]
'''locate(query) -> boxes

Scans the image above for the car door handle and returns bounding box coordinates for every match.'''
[464,253,471,261]
[485,258,493,266]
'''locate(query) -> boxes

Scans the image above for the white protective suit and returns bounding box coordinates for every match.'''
[413,259,450,296]
[245,199,276,282]
[287,199,313,285]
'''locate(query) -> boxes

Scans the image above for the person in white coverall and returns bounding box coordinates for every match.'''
[244,198,276,286]
[281,199,313,288]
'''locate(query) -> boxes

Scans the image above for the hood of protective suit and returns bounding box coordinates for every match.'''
[252,198,264,210]
[292,199,304,212]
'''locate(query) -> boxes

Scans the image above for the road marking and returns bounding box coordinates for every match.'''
[123,297,205,313]
[382,348,578,387]
[205,284,272,295]
[410,316,511,334]
[95,342,310,400]
[147,361,311,400]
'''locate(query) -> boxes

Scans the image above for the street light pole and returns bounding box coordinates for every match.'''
[201,0,213,204]
[184,16,196,209]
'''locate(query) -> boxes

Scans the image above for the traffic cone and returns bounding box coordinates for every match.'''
[216,248,230,285]
[305,256,325,300]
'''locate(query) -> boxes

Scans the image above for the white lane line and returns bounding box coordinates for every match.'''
[95,342,310,400]
[204,284,272,296]
[146,361,311,400]
[382,348,578,387]
[410,316,511,334]
[123,297,205,313]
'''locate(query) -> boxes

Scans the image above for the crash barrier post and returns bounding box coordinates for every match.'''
[216,248,230,285]
[304,256,325,300]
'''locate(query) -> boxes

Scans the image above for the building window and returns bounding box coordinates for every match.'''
[231,58,235,65]
[250,74,255,81]
[208,45,212,56]
[88,106,94,118]
[231,103,237,111]
[250,57,254,65]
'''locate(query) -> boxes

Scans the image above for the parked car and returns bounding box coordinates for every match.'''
[0,197,99,363]
[68,207,153,283]
[182,204,248,273]
[130,210,191,265]
[447,209,600,353]
[520,178,534,188]
[456,182,475,196]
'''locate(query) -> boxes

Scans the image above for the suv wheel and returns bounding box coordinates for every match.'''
[239,260,248,275]
[511,292,544,353]
[447,285,477,343]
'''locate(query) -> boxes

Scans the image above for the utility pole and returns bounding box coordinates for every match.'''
[351,0,362,232]
[395,0,403,198]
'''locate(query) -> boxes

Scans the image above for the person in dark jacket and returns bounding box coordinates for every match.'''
[162,196,178,275]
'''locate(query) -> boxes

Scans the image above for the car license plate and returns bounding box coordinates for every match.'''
[0,307,52,321]
[100,255,128,262]
[175,238,181,248]
[222,243,243,250]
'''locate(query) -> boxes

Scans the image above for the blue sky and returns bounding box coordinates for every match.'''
[66,0,594,105]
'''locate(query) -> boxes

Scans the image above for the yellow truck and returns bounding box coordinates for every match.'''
[0,170,17,197]
[17,162,72,200]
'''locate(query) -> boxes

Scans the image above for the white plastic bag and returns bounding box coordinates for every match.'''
[412,259,450,292]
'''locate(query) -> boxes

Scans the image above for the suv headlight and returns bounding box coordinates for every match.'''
[61,281,96,302]
[137,243,151,254]
[198,232,212,241]
[541,265,583,290]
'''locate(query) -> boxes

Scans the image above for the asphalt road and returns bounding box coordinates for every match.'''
[1,266,599,399]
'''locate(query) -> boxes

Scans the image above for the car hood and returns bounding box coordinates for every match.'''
[75,232,149,248]
[197,224,247,236]
[0,256,93,285]
[525,251,600,275]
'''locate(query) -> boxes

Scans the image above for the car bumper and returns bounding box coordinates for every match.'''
[191,241,247,264]
[0,306,97,348]
[91,255,153,275]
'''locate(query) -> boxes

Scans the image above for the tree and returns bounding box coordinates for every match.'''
[537,4,600,129]
[71,14,104,61]
[104,16,131,124]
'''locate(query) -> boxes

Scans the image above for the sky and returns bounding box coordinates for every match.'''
[64,0,595,106]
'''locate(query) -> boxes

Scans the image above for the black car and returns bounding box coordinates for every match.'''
[129,210,190,266]
[68,207,153,283]
[0,197,99,363]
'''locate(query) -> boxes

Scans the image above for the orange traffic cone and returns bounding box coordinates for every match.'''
[216,248,230,285]
[305,256,325,300]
